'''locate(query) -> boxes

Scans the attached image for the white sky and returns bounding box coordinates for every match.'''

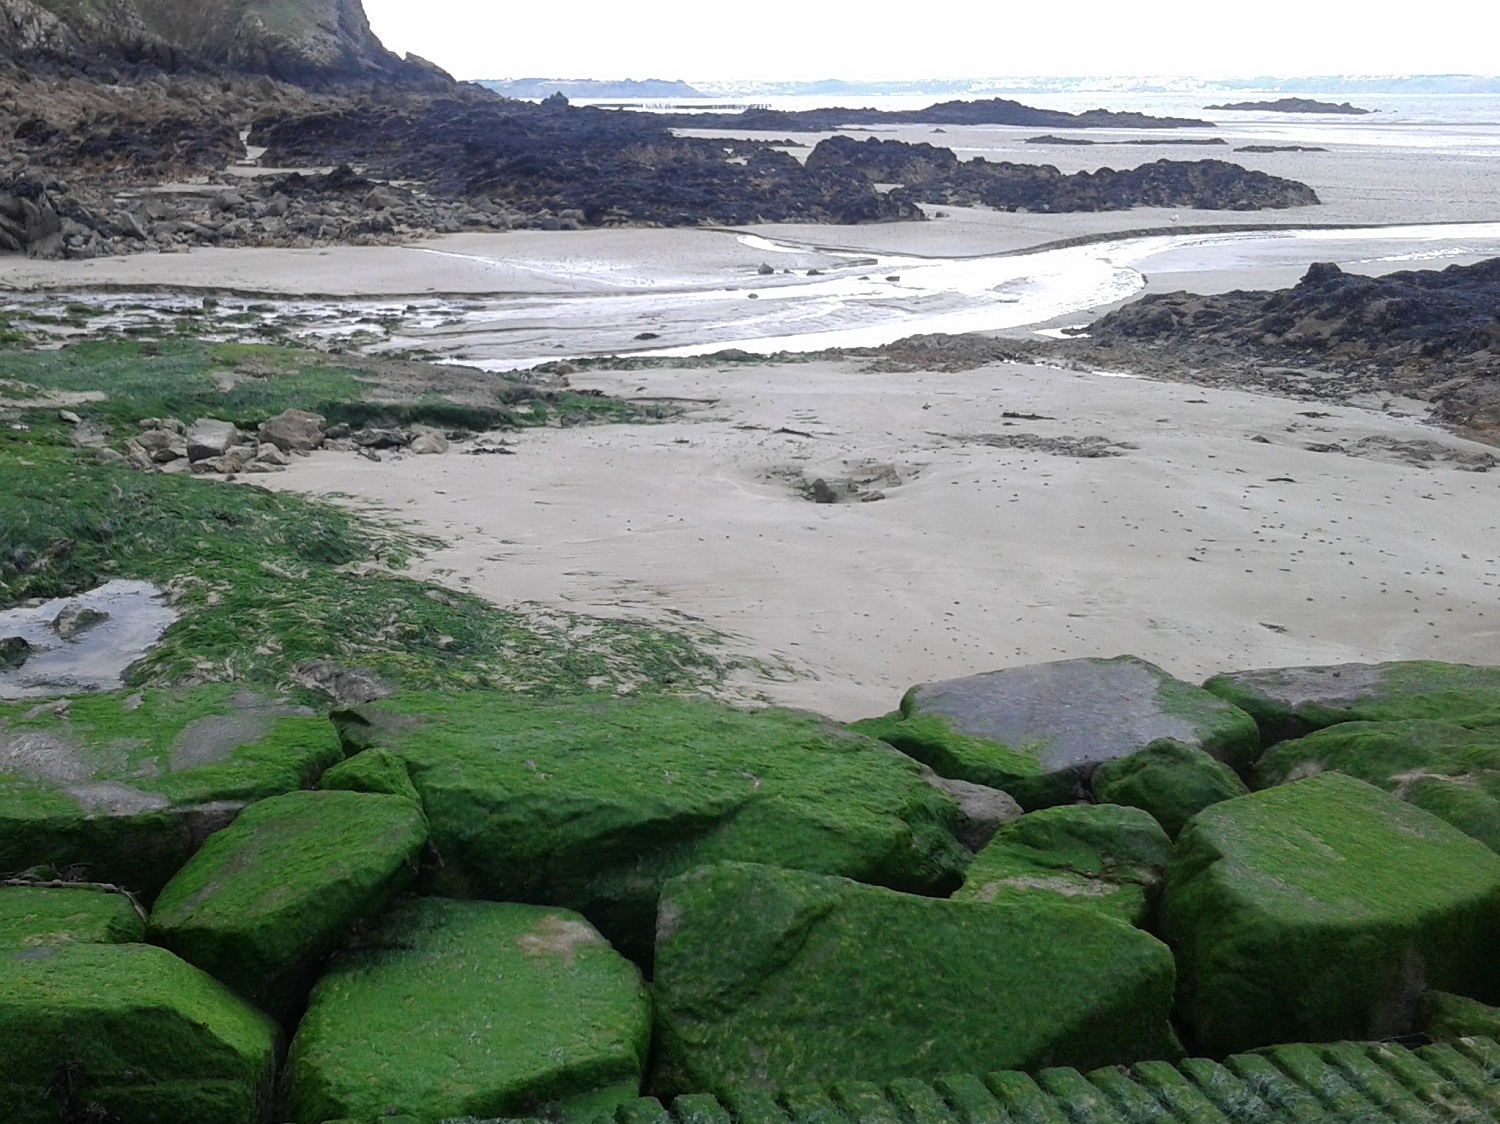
[362,0,1499,83]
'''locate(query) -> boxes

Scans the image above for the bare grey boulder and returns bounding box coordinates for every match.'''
[257,409,326,454]
[186,419,240,463]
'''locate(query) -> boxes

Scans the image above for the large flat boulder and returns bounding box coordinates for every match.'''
[0,885,143,948]
[1203,660,1500,744]
[1163,772,1500,1053]
[1092,738,1249,837]
[332,692,970,965]
[148,789,428,1017]
[288,897,650,1124]
[652,861,1179,1097]
[1253,720,1500,851]
[0,685,343,897]
[0,942,277,1124]
[953,803,1173,926]
[856,656,1259,808]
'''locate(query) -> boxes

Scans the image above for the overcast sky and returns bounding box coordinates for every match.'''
[361,0,1498,83]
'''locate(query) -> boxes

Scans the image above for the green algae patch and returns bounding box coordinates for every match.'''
[319,746,422,803]
[1162,772,1500,1054]
[1422,990,1500,1042]
[1252,719,1500,851]
[0,941,277,1124]
[0,885,143,947]
[1092,738,1250,838]
[865,657,1259,811]
[288,897,650,1124]
[953,803,1173,927]
[652,861,1179,1098]
[332,692,970,966]
[1203,660,1500,745]
[0,685,343,895]
[148,789,427,1017]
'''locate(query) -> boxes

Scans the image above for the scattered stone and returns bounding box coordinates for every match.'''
[0,885,144,948]
[56,409,81,426]
[0,942,277,1123]
[1204,660,1500,744]
[652,861,1179,1097]
[1091,738,1250,837]
[0,636,30,670]
[332,692,969,965]
[252,442,290,466]
[1252,719,1500,850]
[856,656,1259,809]
[288,898,650,1123]
[257,408,326,453]
[49,602,109,640]
[954,803,1173,926]
[1163,773,1500,1053]
[148,790,428,1018]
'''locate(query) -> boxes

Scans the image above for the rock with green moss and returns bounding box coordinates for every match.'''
[0,941,277,1124]
[0,885,143,947]
[148,789,427,1017]
[0,685,344,896]
[1163,772,1500,1054]
[953,803,1173,926]
[331,692,970,965]
[1422,990,1500,1041]
[319,746,422,803]
[1203,660,1500,744]
[288,897,650,1124]
[856,656,1259,809]
[1252,720,1500,850]
[652,861,1179,1097]
[1091,739,1249,837]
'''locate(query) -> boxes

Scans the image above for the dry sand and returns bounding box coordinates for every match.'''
[255,359,1500,719]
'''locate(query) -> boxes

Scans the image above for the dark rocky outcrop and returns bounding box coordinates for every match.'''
[655,97,1213,133]
[1205,97,1372,115]
[806,135,1320,212]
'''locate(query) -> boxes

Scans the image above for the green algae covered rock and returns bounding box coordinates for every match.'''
[289,897,650,1124]
[0,685,344,896]
[332,692,970,965]
[0,885,143,948]
[953,803,1173,927]
[652,861,1179,1097]
[1422,990,1500,1043]
[0,941,277,1124]
[1163,772,1500,1054]
[319,746,422,803]
[1252,720,1500,850]
[1092,739,1250,837]
[148,789,427,1017]
[1204,660,1500,744]
[857,656,1259,810]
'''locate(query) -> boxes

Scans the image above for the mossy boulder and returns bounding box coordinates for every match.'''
[288,897,650,1124]
[1422,991,1500,1042]
[148,789,427,1018]
[652,861,1179,1097]
[331,692,970,966]
[1163,772,1500,1054]
[0,885,143,948]
[0,685,344,897]
[319,746,422,803]
[1203,660,1500,744]
[1252,720,1500,851]
[1092,739,1250,837]
[953,803,1173,926]
[856,656,1259,809]
[0,941,277,1124]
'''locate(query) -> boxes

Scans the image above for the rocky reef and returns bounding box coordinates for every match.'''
[655,97,1214,132]
[1205,97,1372,115]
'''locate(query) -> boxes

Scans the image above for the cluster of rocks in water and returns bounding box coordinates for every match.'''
[4,654,1500,1122]
[1082,258,1500,437]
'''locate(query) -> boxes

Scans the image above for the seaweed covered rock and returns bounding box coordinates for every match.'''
[318,745,421,803]
[1422,991,1500,1042]
[288,898,650,1124]
[0,885,143,948]
[0,942,277,1124]
[856,656,1258,809]
[1163,773,1500,1054]
[1204,661,1500,744]
[953,803,1173,926]
[1253,720,1500,850]
[652,861,1179,1097]
[1092,739,1249,837]
[0,685,343,896]
[331,692,969,965]
[148,789,427,1017]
